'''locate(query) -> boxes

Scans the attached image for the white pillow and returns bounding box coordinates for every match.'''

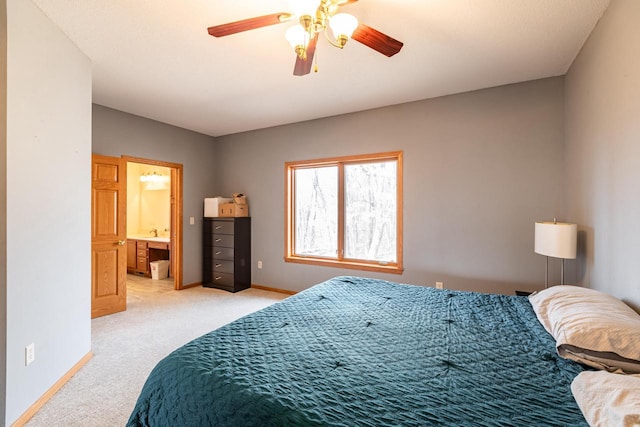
[571,371,640,427]
[529,285,640,373]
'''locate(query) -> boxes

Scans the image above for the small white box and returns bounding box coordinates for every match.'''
[150,260,170,280]
[204,197,232,217]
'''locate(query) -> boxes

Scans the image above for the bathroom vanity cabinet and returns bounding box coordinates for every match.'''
[127,238,171,277]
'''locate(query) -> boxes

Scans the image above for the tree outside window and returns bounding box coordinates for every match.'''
[285,151,403,274]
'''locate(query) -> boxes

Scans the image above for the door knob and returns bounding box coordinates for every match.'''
[117,240,126,246]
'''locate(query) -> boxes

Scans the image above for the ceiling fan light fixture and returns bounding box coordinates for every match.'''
[329,13,358,48]
[299,15,314,32]
[286,25,309,59]
[207,2,404,77]
[288,0,321,20]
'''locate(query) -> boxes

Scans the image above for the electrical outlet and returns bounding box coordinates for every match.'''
[257,261,263,269]
[436,281,444,290]
[189,217,195,225]
[25,343,35,366]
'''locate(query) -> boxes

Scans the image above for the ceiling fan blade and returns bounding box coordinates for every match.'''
[208,13,293,37]
[351,23,403,57]
[293,33,319,76]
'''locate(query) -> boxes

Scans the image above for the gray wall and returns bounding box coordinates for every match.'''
[5,0,92,423]
[215,77,566,294]
[565,0,640,309]
[92,105,217,285]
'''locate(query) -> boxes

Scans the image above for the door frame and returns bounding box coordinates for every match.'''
[123,155,184,290]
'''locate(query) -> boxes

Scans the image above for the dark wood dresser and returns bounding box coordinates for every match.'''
[203,217,251,292]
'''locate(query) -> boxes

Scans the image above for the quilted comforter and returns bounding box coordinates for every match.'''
[127,276,587,426]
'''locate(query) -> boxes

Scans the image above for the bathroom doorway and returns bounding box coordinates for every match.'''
[123,155,183,290]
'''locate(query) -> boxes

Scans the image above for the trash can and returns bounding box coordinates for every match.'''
[150,260,170,280]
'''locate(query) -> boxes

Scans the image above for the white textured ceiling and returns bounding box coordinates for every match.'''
[31,0,609,137]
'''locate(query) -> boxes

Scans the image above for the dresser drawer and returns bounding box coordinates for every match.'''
[203,259,234,272]
[212,220,234,235]
[204,246,234,261]
[212,234,234,248]
[212,259,234,274]
[211,247,234,261]
[210,272,234,289]
[148,241,169,250]
[137,249,147,257]
[137,241,147,249]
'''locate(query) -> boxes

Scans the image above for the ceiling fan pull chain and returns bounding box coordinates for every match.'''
[314,51,319,73]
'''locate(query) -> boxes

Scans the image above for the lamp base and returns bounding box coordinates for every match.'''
[545,256,549,288]
[544,256,567,288]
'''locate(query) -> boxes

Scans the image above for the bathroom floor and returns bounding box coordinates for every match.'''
[127,273,174,297]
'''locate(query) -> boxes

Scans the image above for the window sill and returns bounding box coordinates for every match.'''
[284,256,403,275]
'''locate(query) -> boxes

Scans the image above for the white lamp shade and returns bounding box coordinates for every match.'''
[285,24,308,49]
[329,13,359,40]
[534,221,577,259]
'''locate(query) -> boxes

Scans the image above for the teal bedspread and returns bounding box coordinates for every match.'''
[127,276,587,426]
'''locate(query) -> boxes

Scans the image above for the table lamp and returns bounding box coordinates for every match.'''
[534,219,577,287]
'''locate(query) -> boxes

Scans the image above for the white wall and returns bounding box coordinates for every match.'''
[215,77,567,295]
[565,0,640,309]
[5,0,92,423]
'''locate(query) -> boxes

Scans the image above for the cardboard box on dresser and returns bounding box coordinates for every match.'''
[204,194,249,218]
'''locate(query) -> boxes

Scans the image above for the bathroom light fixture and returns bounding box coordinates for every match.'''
[140,171,169,190]
[140,171,166,183]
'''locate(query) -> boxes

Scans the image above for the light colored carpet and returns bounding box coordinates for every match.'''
[26,275,288,427]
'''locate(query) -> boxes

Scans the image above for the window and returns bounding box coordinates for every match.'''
[285,151,403,274]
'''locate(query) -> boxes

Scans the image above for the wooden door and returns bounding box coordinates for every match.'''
[170,167,178,284]
[91,154,127,318]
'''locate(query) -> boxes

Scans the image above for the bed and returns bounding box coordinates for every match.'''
[127,276,605,426]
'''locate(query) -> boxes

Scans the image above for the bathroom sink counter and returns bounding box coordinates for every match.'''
[127,235,170,243]
[127,236,171,277]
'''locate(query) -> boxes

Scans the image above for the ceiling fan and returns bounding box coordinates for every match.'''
[207,0,404,76]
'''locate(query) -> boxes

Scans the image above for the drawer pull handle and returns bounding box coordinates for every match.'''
[215,276,222,281]
[215,264,222,268]
[215,239,222,242]
[215,226,223,230]
[215,251,222,255]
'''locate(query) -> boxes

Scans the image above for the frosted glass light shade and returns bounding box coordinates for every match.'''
[329,13,358,40]
[285,24,308,49]
[288,0,320,18]
[534,221,577,259]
